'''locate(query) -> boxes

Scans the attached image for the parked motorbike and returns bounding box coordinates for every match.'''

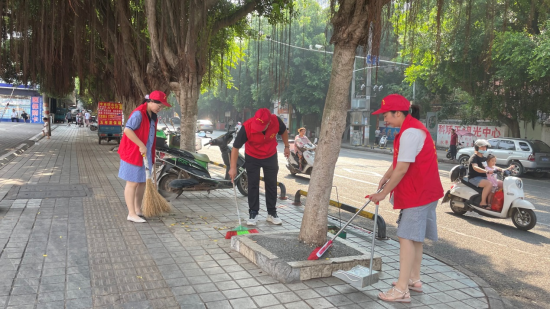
[89,120,98,131]
[287,139,317,176]
[379,135,388,148]
[442,165,537,231]
[155,128,248,198]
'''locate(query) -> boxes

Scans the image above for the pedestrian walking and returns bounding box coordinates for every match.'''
[42,117,50,139]
[367,94,444,303]
[228,108,290,226]
[65,111,72,126]
[375,127,381,145]
[84,110,91,127]
[450,128,458,161]
[117,91,170,223]
[10,109,19,122]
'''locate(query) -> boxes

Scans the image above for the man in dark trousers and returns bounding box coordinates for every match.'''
[228,108,290,226]
[450,128,458,161]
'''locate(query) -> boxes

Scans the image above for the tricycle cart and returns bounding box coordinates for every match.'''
[97,102,123,144]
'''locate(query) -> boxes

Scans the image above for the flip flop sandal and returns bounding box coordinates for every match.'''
[392,279,423,293]
[479,204,490,209]
[378,287,411,303]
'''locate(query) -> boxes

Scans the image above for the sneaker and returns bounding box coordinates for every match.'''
[247,214,258,226]
[266,214,282,225]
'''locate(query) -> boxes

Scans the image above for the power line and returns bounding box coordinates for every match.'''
[265,38,410,66]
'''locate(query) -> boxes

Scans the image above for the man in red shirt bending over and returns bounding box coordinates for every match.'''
[228,108,290,226]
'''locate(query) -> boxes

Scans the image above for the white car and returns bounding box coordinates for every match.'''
[457,138,550,177]
[196,119,213,133]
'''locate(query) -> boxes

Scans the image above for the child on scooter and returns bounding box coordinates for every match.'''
[485,154,514,192]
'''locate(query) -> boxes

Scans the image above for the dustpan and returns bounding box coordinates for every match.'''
[333,202,380,288]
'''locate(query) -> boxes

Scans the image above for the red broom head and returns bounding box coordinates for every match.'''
[225,231,237,239]
[307,240,333,260]
[225,229,260,239]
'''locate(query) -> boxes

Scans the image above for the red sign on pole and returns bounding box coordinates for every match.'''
[98,102,122,125]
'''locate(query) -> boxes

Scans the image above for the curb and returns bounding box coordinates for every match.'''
[0,125,57,169]
[341,144,458,164]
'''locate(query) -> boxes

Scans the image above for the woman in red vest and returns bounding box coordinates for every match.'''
[118,91,170,223]
[368,94,444,303]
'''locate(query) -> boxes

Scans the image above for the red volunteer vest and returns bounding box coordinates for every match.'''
[392,115,443,209]
[243,114,279,159]
[118,103,158,166]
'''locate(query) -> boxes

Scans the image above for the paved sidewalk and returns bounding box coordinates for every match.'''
[0,126,501,308]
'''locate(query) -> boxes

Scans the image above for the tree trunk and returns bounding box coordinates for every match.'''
[298,45,357,246]
[177,75,201,151]
[497,114,521,138]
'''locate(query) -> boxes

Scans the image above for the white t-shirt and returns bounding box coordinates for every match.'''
[397,128,426,163]
[375,129,380,137]
[11,111,19,118]
[85,112,91,119]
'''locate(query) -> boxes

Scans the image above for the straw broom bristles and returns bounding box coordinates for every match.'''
[142,156,171,217]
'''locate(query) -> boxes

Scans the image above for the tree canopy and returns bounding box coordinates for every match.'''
[1,0,295,150]
[198,0,332,122]
[398,0,550,136]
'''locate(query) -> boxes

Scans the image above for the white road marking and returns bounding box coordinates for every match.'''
[333,174,378,185]
[341,168,383,177]
[438,225,550,260]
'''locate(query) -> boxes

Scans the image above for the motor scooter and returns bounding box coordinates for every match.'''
[378,135,388,148]
[442,165,537,231]
[155,128,248,198]
[286,139,317,176]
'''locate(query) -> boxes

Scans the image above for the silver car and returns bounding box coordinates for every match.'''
[456,138,550,177]
[196,119,214,133]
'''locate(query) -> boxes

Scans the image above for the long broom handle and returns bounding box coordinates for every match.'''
[329,186,384,242]
[233,183,242,227]
[143,155,152,179]
[368,201,380,282]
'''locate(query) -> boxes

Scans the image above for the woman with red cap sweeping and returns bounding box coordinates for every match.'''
[368,94,443,303]
[118,91,171,223]
[228,108,290,226]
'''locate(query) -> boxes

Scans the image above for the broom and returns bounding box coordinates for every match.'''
[307,186,384,260]
[142,155,172,217]
[225,183,258,239]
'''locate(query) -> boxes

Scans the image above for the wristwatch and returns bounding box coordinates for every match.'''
[284,145,290,148]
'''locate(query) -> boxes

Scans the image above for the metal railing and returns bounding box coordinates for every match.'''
[293,190,388,240]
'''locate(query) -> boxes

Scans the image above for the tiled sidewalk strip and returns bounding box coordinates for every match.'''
[0,125,501,308]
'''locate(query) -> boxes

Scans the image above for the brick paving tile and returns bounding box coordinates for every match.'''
[0,126,494,308]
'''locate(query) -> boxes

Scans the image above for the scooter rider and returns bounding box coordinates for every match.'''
[228,108,290,226]
[467,139,492,209]
[294,127,315,169]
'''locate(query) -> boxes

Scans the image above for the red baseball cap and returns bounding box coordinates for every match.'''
[251,108,271,132]
[372,94,410,115]
[149,90,171,107]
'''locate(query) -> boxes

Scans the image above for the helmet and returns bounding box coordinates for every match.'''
[474,139,490,147]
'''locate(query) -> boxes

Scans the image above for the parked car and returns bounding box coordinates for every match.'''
[457,138,550,177]
[196,119,214,133]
